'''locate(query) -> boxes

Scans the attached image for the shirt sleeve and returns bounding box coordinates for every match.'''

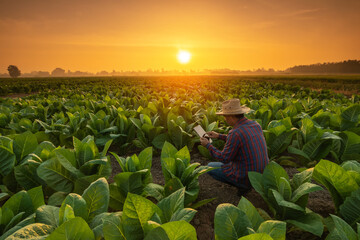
[206,131,240,164]
[218,134,227,141]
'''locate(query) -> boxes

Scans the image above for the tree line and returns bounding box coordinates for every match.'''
[286,60,360,74]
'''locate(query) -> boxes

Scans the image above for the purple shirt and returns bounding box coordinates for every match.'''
[206,117,269,187]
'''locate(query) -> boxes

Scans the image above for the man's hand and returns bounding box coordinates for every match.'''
[206,131,219,139]
[200,137,210,146]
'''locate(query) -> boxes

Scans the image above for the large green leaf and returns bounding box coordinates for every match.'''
[103,213,125,240]
[14,160,43,190]
[27,186,45,211]
[157,188,185,223]
[82,178,109,221]
[313,160,359,210]
[59,193,88,221]
[286,212,323,237]
[263,162,289,195]
[248,171,265,198]
[46,217,95,240]
[214,203,252,240]
[2,190,33,217]
[138,147,153,170]
[0,214,36,240]
[237,197,264,231]
[291,182,322,203]
[302,139,333,162]
[161,141,178,160]
[257,220,286,240]
[122,193,159,239]
[0,146,16,176]
[37,158,77,193]
[339,188,360,228]
[169,208,196,223]
[13,131,38,162]
[238,233,274,240]
[144,220,197,240]
[35,205,59,227]
[341,104,360,123]
[114,170,148,196]
[326,214,357,240]
[4,223,54,240]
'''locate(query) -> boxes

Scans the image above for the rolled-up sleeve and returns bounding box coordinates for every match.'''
[206,131,240,164]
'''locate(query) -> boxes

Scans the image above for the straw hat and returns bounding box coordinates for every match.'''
[216,99,250,115]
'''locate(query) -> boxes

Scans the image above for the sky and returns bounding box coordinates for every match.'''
[0,0,360,73]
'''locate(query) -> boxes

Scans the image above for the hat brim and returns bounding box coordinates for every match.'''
[215,107,250,115]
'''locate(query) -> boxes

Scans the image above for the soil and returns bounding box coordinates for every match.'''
[109,151,335,240]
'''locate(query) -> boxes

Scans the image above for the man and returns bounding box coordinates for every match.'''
[200,98,269,195]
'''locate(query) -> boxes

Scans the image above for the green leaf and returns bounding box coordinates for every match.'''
[339,188,360,228]
[0,214,36,240]
[302,139,333,162]
[82,178,109,221]
[341,104,360,123]
[313,160,359,210]
[169,208,197,222]
[48,192,67,206]
[286,212,323,237]
[214,203,252,240]
[238,233,274,240]
[59,204,76,225]
[263,162,289,196]
[46,217,95,240]
[37,158,77,193]
[157,188,185,223]
[290,168,313,190]
[2,190,33,217]
[278,177,292,201]
[0,146,16,176]
[161,141,178,160]
[27,186,45,211]
[138,147,153,170]
[4,223,54,240]
[144,183,164,202]
[327,214,357,240]
[59,193,88,221]
[114,170,148,196]
[248,171,265,198]
[291,182,322,203]
[287,146,310,162]
[14,160,43,190]
[257,220,286,240]
[237,197,264,231]
[270,190,305,213]
[174,146,190,166]
[103,213,125,240]
[13,131,38,162]
[122,193,159,239]
[144,220,197,240]
[36,205,59,227]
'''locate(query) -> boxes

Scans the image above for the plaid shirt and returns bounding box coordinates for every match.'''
[206,117,269,187]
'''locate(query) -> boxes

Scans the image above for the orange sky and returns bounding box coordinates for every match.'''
[1,0,360,73]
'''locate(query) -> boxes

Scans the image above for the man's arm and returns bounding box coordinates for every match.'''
[205,132,240,164]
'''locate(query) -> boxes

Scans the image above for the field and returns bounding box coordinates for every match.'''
[0,75,360,240]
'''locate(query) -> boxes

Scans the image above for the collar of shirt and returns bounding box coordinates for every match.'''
[233,117,248,128]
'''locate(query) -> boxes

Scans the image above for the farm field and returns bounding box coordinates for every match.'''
[0,75,360,240]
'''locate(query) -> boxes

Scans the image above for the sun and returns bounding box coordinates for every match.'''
[177,50,191,64]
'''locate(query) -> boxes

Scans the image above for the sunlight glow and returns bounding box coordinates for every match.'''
[177,50,191,64]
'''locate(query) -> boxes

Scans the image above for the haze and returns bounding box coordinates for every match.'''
[1,0,360,73]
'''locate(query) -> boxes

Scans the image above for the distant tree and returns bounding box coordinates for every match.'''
[7,65,21,78]
[51,68,66,77]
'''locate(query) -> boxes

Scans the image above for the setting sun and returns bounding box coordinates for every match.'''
[177,50,191,64]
